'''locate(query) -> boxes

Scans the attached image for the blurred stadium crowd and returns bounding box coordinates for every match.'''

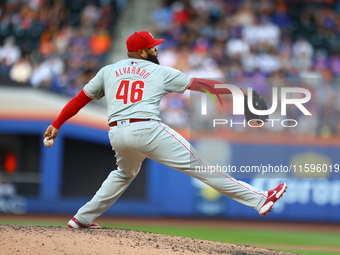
[0,0,339,137]
[153,0,340,136]
[0,0,121,96]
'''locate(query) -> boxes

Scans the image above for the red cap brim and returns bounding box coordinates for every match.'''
[147,39,164,48]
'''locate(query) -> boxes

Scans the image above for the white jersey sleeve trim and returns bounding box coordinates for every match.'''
[83,88,98,100]
[181,76,194,94]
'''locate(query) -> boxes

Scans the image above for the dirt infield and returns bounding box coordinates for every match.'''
[1,215,340,254]
[0,224,295,255]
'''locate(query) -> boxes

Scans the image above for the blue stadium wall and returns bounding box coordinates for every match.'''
[1,119,340,222]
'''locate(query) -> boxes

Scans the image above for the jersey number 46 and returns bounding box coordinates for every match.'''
[115,80,144,104]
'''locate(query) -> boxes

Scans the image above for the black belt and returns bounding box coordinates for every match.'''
[109,119,150,127]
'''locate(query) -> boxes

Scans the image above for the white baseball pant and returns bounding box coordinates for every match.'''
[74,120,267,225]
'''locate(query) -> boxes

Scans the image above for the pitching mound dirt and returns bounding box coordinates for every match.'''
[0,224,295,255]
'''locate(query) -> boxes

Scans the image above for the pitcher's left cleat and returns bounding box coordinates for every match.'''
[68,217,101,229]
[259,183,287,216]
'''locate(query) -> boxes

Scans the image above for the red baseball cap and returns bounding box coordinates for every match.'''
[126,31,164,52]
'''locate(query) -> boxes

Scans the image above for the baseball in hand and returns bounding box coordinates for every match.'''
[43,138,54,147]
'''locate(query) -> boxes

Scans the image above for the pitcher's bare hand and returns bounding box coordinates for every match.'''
[43,125,59,140]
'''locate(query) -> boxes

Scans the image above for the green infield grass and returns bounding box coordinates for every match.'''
[105,223,340,255]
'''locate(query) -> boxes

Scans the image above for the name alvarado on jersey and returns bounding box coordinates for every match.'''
[115,66,151,79]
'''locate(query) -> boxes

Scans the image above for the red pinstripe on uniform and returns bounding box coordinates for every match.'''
[158,122,267,198]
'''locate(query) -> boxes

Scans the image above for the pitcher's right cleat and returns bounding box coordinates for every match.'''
[259,183,287,216]
[68,217,101,229]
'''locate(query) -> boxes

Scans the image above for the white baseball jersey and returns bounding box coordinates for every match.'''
[83,59,192,123]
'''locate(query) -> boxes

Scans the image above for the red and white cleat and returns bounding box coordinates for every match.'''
[68,217,101,229]
[259,183,287,216]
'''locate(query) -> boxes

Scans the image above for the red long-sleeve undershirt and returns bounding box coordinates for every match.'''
[52,89,92,129]
[187,78,235,95]
[187,78,244,105]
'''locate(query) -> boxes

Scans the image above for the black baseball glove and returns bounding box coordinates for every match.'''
[244,90,269,124]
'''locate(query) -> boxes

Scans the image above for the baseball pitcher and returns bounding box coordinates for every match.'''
[43,31,287,228]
